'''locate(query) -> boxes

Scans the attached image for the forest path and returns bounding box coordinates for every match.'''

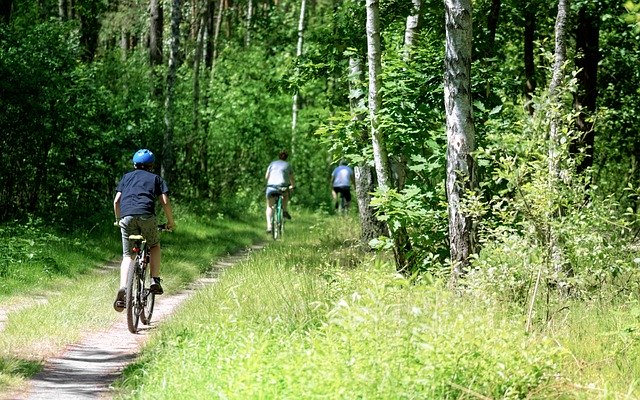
[3,243,265,400]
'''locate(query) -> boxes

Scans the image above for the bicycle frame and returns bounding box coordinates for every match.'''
[270,186,288,240]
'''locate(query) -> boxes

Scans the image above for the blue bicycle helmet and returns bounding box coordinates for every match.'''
[132,149,155,166]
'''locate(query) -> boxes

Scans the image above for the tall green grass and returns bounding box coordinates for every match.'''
[116,215,567,399]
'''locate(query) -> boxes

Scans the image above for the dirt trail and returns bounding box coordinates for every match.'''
[3,243,264,400]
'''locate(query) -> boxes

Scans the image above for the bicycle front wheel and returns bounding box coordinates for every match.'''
[140,263,155,325]
[272,200,279,240]
[142,290,155,325]
[126,258,142,333]
[275,198,283,240]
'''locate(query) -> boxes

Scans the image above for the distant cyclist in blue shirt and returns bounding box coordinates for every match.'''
[331,160,355,210]
[112,149,176,312]
[265,150,295,233]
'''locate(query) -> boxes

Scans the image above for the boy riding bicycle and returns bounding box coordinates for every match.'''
[113,149,176,312]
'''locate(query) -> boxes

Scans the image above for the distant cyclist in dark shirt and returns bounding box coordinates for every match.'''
[112,149,175,312]
[331,160,355,210]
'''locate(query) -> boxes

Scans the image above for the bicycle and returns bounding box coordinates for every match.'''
[269,185,291,240]
[125,224,168,333]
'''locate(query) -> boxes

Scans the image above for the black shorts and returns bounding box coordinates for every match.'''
[333,187,351,202]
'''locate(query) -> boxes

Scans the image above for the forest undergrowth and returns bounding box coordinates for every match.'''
[113,212,640,399]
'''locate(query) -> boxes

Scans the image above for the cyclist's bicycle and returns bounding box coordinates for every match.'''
[269,185,292,240]
[125,224,168,333]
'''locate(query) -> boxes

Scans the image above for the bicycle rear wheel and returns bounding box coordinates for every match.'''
[126,258,142,333]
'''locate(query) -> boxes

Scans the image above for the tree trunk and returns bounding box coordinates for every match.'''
[523,2,536,114]
[394,0,422,190]
[245,0,253,46]
[403,0,421,59]
[547,0,569,280]
[291,0,306,155]
[163,0,181,182]
[58,0,67,20]
[444,0,476,283]
[486,0,500,57]
[193,13,206,140]
[366,0,389,189]
[78,3,100,62]
[211,0,224,72]
[349,56,387,244]
[367,0,412,273]
[571,5,598,176]
[149,0,164,98]
[150,0,164,67]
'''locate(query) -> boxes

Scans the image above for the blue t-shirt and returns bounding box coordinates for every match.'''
[332,165,354,188]
[116,169,169,217]
[266,160,292,186]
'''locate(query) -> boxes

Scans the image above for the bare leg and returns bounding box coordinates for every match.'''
[266,197,276,230]
[150,244,161,278]
[120,257,133,288]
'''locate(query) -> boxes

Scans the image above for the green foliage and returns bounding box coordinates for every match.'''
[370,185,449,272]
[623,1,640,31]
[466,83,640,306]
[0,218,119,297]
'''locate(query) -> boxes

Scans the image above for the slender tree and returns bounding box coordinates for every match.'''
[366,0,389,189]
[403,0,421,59]
[58,0,67,20]
[150,0,163,67]
[245,0,253,46]
[211,0,224,74]
[349,56,387,244]
[523,1,536,114]
[163,0,181,182]
[367,0,412,272]
[485,0,500,57]
[291,0,307,155]
[444,0,476,283]
[546,0,569,278]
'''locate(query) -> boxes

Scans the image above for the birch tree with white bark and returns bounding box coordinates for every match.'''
[348,55,387,244]
[162,0,181,182]
[366,0,412,272]
[444,0,476,283]
[291,0,307,155]
[546,0,569,281]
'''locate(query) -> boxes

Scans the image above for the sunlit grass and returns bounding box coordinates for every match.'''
[549,300,640,399]
[115,214,567,399]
